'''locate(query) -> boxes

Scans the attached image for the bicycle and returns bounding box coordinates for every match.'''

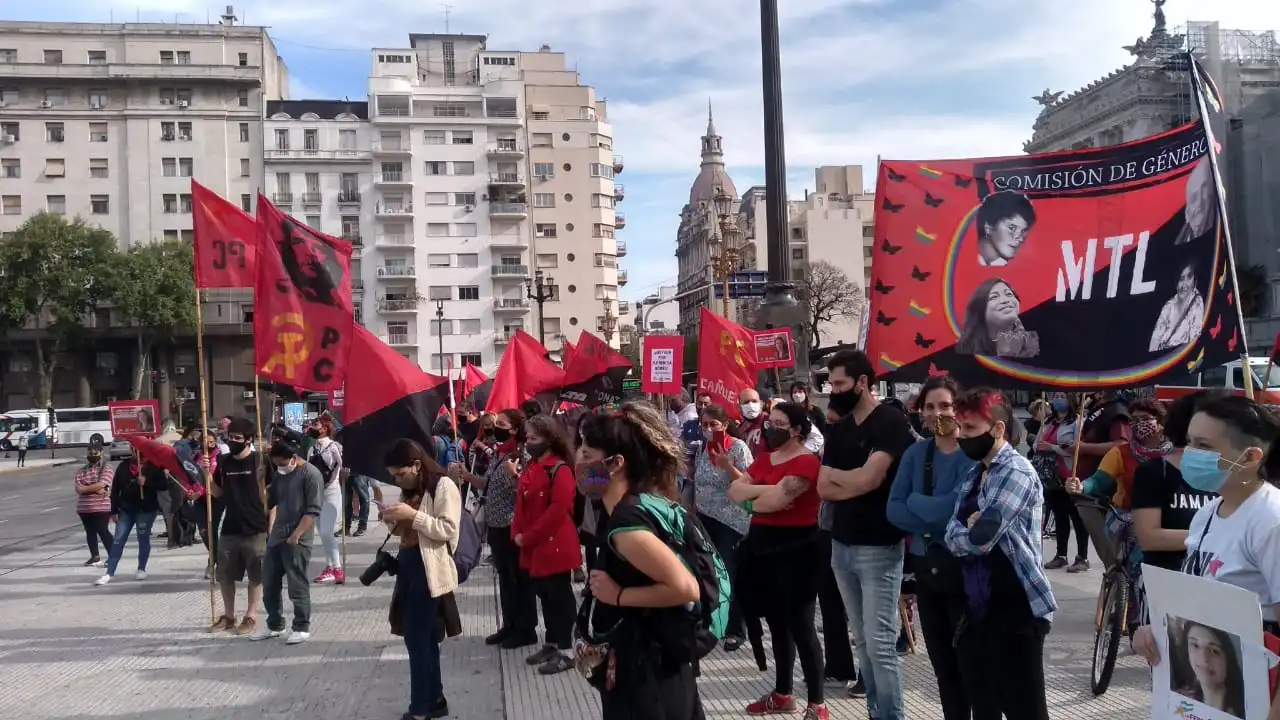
[1072,494,1132,696]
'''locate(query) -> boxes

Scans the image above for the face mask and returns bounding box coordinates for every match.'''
[792,393,807,403]
[306,428,320,438]
[828,388,861,416]
[227,440,248,456]
[958,432,997,462]
[741,402,762,419]
[1180,447,1239,492]
[1132,419,1160,442]
[273,462,293,475]
[934,415,958,437]
[87,453,102,464]
[493,428,512,443]
[762,427,792,450]
[525,441,547,458]
[576,460,613,499]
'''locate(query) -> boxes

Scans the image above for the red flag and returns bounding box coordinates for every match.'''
[697,308,758,419]
[642,335,683,395]
[124,435,199,489]
[192,180,257,289]
[253,194,354,391]
[562,339,577,367]
[488,330,565,412]
[1270,331,1280,365]
[462,363,489,398]
[559,332,634,407]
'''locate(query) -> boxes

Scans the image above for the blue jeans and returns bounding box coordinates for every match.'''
[398,547,443,715]
[344,474,371,529]
[831,540,905,720]
[105,510,157,577]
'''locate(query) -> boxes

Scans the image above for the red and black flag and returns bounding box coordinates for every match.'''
[866,118,1236,391]
[336,325,450,482]
[192,180,257,289]
[487,330,565,413]
[459,363,493,412]
[253,194,354,392]
[559,332,633,407]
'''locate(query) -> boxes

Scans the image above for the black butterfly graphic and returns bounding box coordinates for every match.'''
[924,192,944,208]
[882,198,905,213]
[874,279,895,295]
[954,175,973,188]
[911,265,931,281]
[880,238,902,255]
[886,168,906,183]
[876,311,897,326]
[914,333,935,349]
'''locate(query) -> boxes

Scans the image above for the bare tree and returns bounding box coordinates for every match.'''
[797,260,864,348]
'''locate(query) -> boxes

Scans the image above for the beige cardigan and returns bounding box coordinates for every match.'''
[400,476,462,598]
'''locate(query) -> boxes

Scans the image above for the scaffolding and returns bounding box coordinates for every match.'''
[1183,22,1280,66]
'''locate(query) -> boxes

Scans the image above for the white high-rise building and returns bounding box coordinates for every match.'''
[364,34,626,373]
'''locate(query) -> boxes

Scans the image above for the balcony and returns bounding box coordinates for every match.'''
[614,183,625,200]
[377,297,419,313]
[616,240,627,257]
[493,330,519,345]
[489,202,528,218]
[612,155,624,173]
[383,332,415,347]
[615,212,626,229]
[375,233,414,248]
[490,233,530,249]
[619,300,632,315]
[0,62,260,83]
[490,264,529,278]
[301,192,322,206]
[338,191,362,206]
[352,278,365,293]
[372,138,411,155]
[488,172,525,187]
[377,265,417,279]
[618,269,629,285]
[374,203,413,217]
[486,139,525,158]
[265,148,369,161]
[272,192,294,206]
[493,298,530,312]
[344,234,363,258]
[376,171,412,186]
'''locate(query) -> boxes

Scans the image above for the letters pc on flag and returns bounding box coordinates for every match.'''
[252,194,355,392]
[191,180,257,289]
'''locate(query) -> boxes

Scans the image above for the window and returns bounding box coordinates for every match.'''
[88,89,108,108]
[423,130,445,145]
[453,223,477,237]
[452,130,473,145]
[305,215,321,229]
[0,122,17,141]
[453,161,474,176]
[178,122,192,140]
[458,286,480,301]
[1,195,20,215]
[595,284,618,300]
[303,128,318,151]
[304,172,320,194]
[162,158,177,177]
[274,129,289,150]
[46,195,66,214]
[237,89,249,107]
[179,158,194,177]
[428,286,452,302]
[536,253,558,268]
[159,88,176,105]
[339,129,356,150]
[458,319,481,335]
[43,88,66,107]
[238,52,248,66]
[593,253,616,268]
[87,50,106,64]
[43,50,62,65]
[0,49,15,63]
[163,194,178,213]
[423,161,445,176]
[88,122,108,142]
[535,223,557,238]
[427,254,451,268]
[89,158,108,178]
[531,133,553,147]
[791,248,805,260]
[454,192,476,207]
[341,173,359,196]
[0,88,15,106]
[533,162,554,178]
[457,253,479,268]
[90,195,109,214]
[159,50,174,64]
[427,223,449,237]
[240,158,250,177]
[533,193,555,208]
[592,193,614,209]
[341,216,360,237]
[590,163,615,179]
[431,354,453,373]
[239,123,250,142]
[0,159,17,178]
[160,121,176,142]
[44,158,65,178]
[275,172,292,193]
[593,223,615,239]
[45,122,64,142]
[180,193,193,213]
[240,194,252,212]
[459,353,482,366]
[425,192,449,206]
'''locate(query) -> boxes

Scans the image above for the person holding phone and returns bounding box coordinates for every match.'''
[691,402,753,651]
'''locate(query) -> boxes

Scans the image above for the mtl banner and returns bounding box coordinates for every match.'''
[253,195,355,392]
[867,121,1237,390]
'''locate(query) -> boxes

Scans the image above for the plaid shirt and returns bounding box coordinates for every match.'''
[945,442,1057,621]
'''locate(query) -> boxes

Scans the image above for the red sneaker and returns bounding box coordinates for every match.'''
[332,568,346,585]
[313,567,335,584]
[746,692,796,715]
[803,704,830,720]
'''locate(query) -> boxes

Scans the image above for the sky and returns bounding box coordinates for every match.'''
[15,1,1280,307]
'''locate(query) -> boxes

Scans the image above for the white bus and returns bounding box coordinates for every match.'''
[0,408,56,450]
[54,406,114,446]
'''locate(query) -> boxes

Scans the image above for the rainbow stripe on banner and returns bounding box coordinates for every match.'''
[938,205,1226,388]
[879,354,903,371]
[918,165,942,179]
[915,227,936,244]
[908,300,930,319]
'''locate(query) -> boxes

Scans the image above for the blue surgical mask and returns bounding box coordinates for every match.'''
[1180,447,1232,492]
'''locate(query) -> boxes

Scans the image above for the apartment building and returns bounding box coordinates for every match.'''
[0,13,287,418]
[364,35,626,374]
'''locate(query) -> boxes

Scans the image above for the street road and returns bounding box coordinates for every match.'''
[0,461,86,555]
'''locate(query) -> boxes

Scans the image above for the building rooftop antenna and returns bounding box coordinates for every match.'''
[442,3,453,33]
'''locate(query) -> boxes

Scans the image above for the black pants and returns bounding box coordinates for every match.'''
[698,514,746,639]
[16,448,26,466]
[1046,489,1088,560]
[488,526,536,634]
[818,561,857,680]
[955,618,1051,720]
[748,528,826,705]
[915,568,972,720]
[79,511,113,559]
[533,571,576,649]
[600,662,706,720]
[190,498,224,562]
[263,542,313,633]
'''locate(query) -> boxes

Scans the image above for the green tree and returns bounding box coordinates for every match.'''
[109,240,196,399]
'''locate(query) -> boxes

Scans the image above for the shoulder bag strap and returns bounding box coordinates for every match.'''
[921,440,937,543]
[546,462,565,508]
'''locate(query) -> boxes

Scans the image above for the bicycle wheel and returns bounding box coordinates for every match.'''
[1090,573,1128,696]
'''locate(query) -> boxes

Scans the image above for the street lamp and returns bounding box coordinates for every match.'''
[600,301,618,345]
[710,186,740,318]
[525,269,555,345]
[435,299,446,375]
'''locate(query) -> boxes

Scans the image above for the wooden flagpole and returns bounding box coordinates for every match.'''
[194,288,217,625]
[253,376,264,452]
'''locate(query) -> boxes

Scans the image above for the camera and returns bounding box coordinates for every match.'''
[359,548,399,586]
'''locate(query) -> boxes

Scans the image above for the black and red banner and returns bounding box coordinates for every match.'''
[558,332,633,407]
[867,121,1237,390]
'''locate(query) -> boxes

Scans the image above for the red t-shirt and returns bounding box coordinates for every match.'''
[745,451,822,527]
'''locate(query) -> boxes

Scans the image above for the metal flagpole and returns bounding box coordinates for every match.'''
[194,288,217,625]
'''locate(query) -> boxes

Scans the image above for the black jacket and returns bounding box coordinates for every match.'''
[109,460,164,515]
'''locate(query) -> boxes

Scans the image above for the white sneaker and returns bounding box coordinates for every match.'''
[94,574,111,586]
[91,559,105,568]
[285,631,311,645]
[135,570,148,580]
[249,627,282,642]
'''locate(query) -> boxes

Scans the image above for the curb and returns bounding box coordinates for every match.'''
[0,459,80,475]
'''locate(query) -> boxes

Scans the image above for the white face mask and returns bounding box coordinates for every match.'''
[273,462,293,475]
[741,402,762,419]
[792,393,806,403]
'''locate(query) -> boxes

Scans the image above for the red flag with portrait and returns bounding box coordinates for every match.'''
[696,308,758,420]
[191,180,257,289]
[252,194,354,392]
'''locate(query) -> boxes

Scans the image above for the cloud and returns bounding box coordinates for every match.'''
[288,75,326,101]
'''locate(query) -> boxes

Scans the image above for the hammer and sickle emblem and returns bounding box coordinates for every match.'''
[718,331,749,369]
[261,313,312,379]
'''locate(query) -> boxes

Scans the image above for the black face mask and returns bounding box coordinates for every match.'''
[306,428,320,438]
[525,441,547,458]
[227,440,248,456]
[762,427,791,450]
[827,388,861,416]
[493,428,512,443]
[958,433,997,462]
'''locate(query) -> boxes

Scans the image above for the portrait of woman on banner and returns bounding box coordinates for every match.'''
[1175,157,1218,246]
[955,278,1040,359]
[1168,616,1247,719]
[1149,261,1206,352]
[975,190,1037,268]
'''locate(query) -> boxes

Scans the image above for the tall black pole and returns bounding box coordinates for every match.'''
[537,296,546,346]
[435,300,445,375]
